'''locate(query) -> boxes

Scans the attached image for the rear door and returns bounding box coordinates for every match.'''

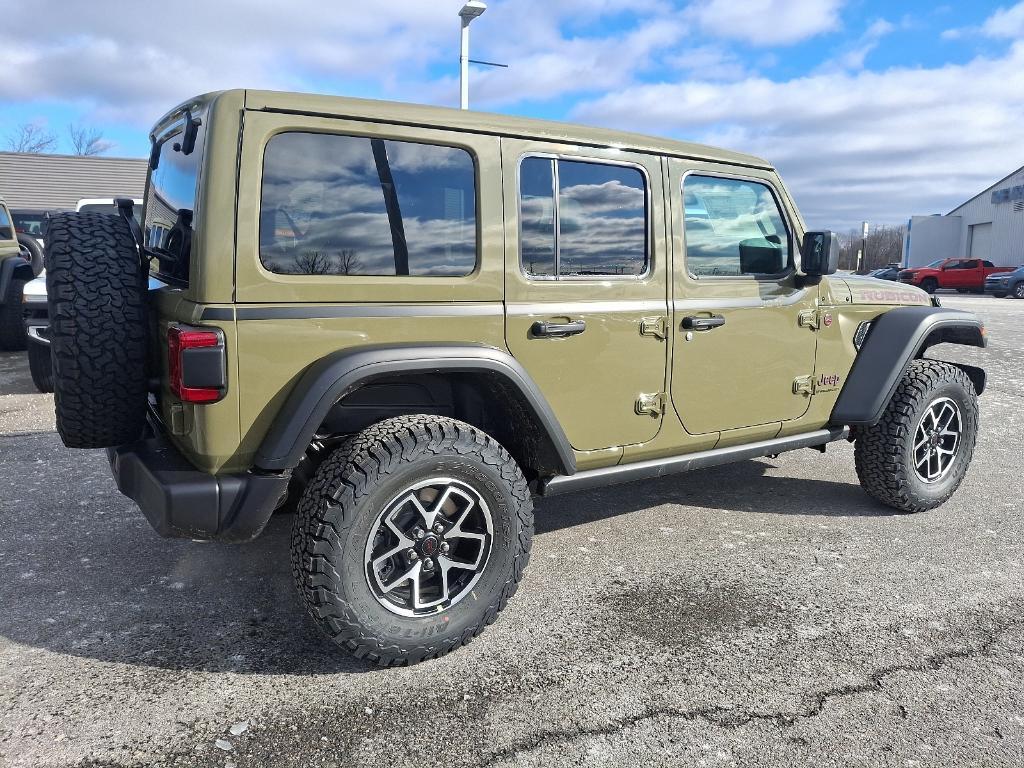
[501,140,669,451]
[668,162,818,436]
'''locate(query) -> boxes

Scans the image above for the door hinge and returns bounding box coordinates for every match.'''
[792,375,814,396]
[798,310,819,330]
[640,316,668,340]
[636,392,666,416]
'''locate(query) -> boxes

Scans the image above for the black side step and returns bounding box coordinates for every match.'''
[539,427,849,497]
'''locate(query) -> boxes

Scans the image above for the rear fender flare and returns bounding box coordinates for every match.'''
[0,257,35,303]
[253,344,576,475]
[830,307,986,427]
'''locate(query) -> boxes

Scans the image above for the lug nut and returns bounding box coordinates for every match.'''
[423,558,435,571]
[440,542,450,553]
[433,523,445,534]
[407,550,419,561]
[414,528,425,540]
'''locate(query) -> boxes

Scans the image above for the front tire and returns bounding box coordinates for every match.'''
[291,415,533,666]
[854,360,978,513]
[0,277,27,351]
[920,278,938,294]
[27,341,54,393]
[1014,283,1024,300]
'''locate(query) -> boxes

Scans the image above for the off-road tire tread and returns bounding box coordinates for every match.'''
[46,213,148,448]
[27,341,54,393]
[0,277,27,351]
[291,414,533,666]
[854,359,977,513]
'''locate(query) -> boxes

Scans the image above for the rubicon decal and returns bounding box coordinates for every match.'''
[854,289,929,305]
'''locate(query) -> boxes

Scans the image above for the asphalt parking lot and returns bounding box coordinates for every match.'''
[1,294,1022,768]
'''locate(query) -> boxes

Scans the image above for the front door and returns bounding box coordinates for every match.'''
[502,140,669,451]
[668,163,818,435]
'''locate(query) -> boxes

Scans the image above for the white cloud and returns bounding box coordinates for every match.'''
[687,0,846,46]
[943,1,1024,41]
[982,2,1024,37]
[824,18,897,72]
[572,43,1024,230]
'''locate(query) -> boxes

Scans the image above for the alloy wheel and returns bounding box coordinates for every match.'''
[913,397,962,484]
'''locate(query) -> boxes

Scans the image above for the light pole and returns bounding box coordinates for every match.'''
[459,1,487,109]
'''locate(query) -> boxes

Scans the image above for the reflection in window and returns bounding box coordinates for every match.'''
[683,176,790,277]
[518,157,647,278]
[520,158,556,277]
[0,207,12,241]
[260,133,477,277]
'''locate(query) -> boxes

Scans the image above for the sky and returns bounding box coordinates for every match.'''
[1,0,1022,230]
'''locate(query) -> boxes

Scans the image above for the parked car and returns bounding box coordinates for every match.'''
[984,265,1024,299]
[44,90,989,665]
[899,258,1014,293]
[10,208,56,276]
[869,265,901,281]
[0,198,35,351]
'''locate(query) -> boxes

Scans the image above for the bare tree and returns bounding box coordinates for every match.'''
[837,225,906,272]
[68,123,113,156]
[337,249,363,275]
[294,250,332,275]
[5,122,57,154]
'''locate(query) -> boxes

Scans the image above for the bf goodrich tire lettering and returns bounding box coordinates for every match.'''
[854,359,978,513]
[46,213,149,448]
[290,414,533,666]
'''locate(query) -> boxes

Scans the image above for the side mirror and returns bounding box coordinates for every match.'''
[801,230,840,277]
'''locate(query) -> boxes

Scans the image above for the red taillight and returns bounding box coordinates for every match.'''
[167,325,224,403]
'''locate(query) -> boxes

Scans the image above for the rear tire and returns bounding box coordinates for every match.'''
[46,213,149,448]
[0,277,27,351]
[27,341,54,393]
[854,360,978,513]
[291,415,533,666]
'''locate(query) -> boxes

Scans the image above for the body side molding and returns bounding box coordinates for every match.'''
[830,307,986,428]
[254,344,577,474]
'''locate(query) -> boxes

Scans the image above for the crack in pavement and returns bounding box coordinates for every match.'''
[478,618,1020,767]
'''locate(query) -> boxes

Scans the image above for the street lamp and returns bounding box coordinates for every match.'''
[459,1,487,110]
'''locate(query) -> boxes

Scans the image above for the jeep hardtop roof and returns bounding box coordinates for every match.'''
[155,89,773,171]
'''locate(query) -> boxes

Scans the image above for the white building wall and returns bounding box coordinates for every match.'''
[904,215,963,268]
[947,165,1024,268]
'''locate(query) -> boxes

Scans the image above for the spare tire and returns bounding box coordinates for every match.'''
[46,212,149,448]
[17,234,43,276]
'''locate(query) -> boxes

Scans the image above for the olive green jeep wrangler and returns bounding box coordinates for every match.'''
[0,198,35,351]
[45,90,988,665]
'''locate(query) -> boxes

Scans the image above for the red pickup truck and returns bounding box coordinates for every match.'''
[899,258,1015,293]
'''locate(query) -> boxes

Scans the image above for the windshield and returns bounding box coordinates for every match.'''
[922,259,946,268]
[145,112,205,283]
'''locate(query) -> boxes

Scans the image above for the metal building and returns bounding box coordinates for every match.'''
[0,151,147,211]
[904,164,1024,268]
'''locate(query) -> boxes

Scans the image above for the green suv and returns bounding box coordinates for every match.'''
[45,90,988,665]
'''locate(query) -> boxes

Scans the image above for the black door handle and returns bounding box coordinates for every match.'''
[681,314,726,331]
[531,319,587,338]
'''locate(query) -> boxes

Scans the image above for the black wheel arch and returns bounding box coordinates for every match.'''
[831,307,986,428]
[0,257,35,302]
[254,344,577,478]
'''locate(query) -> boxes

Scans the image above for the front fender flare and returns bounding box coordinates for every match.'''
[0,257,35,302]
[830,307,986,427]
[253,344,576,475]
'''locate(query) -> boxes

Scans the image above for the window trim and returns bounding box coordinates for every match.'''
[680,169,796,283]
[517,152,653,282]
[257,129,482,279]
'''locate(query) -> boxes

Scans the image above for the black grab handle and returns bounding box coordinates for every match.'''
[681,315,726,331]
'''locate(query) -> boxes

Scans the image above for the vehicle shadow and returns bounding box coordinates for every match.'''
[0,351,39,395]
[535,458,899,535]
[0,439,893,676]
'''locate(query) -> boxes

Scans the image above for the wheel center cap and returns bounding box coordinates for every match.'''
[420,535,440,557]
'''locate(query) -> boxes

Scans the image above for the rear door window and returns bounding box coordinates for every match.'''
[260,132,477,277]
[0,206,12,241]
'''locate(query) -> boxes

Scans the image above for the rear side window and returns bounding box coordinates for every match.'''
[683,175,790,277]
[519,157,648,278]
[260,132,477,277]
[0,206,12,241]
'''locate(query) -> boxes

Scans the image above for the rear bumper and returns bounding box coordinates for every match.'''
[106,421,290,542]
